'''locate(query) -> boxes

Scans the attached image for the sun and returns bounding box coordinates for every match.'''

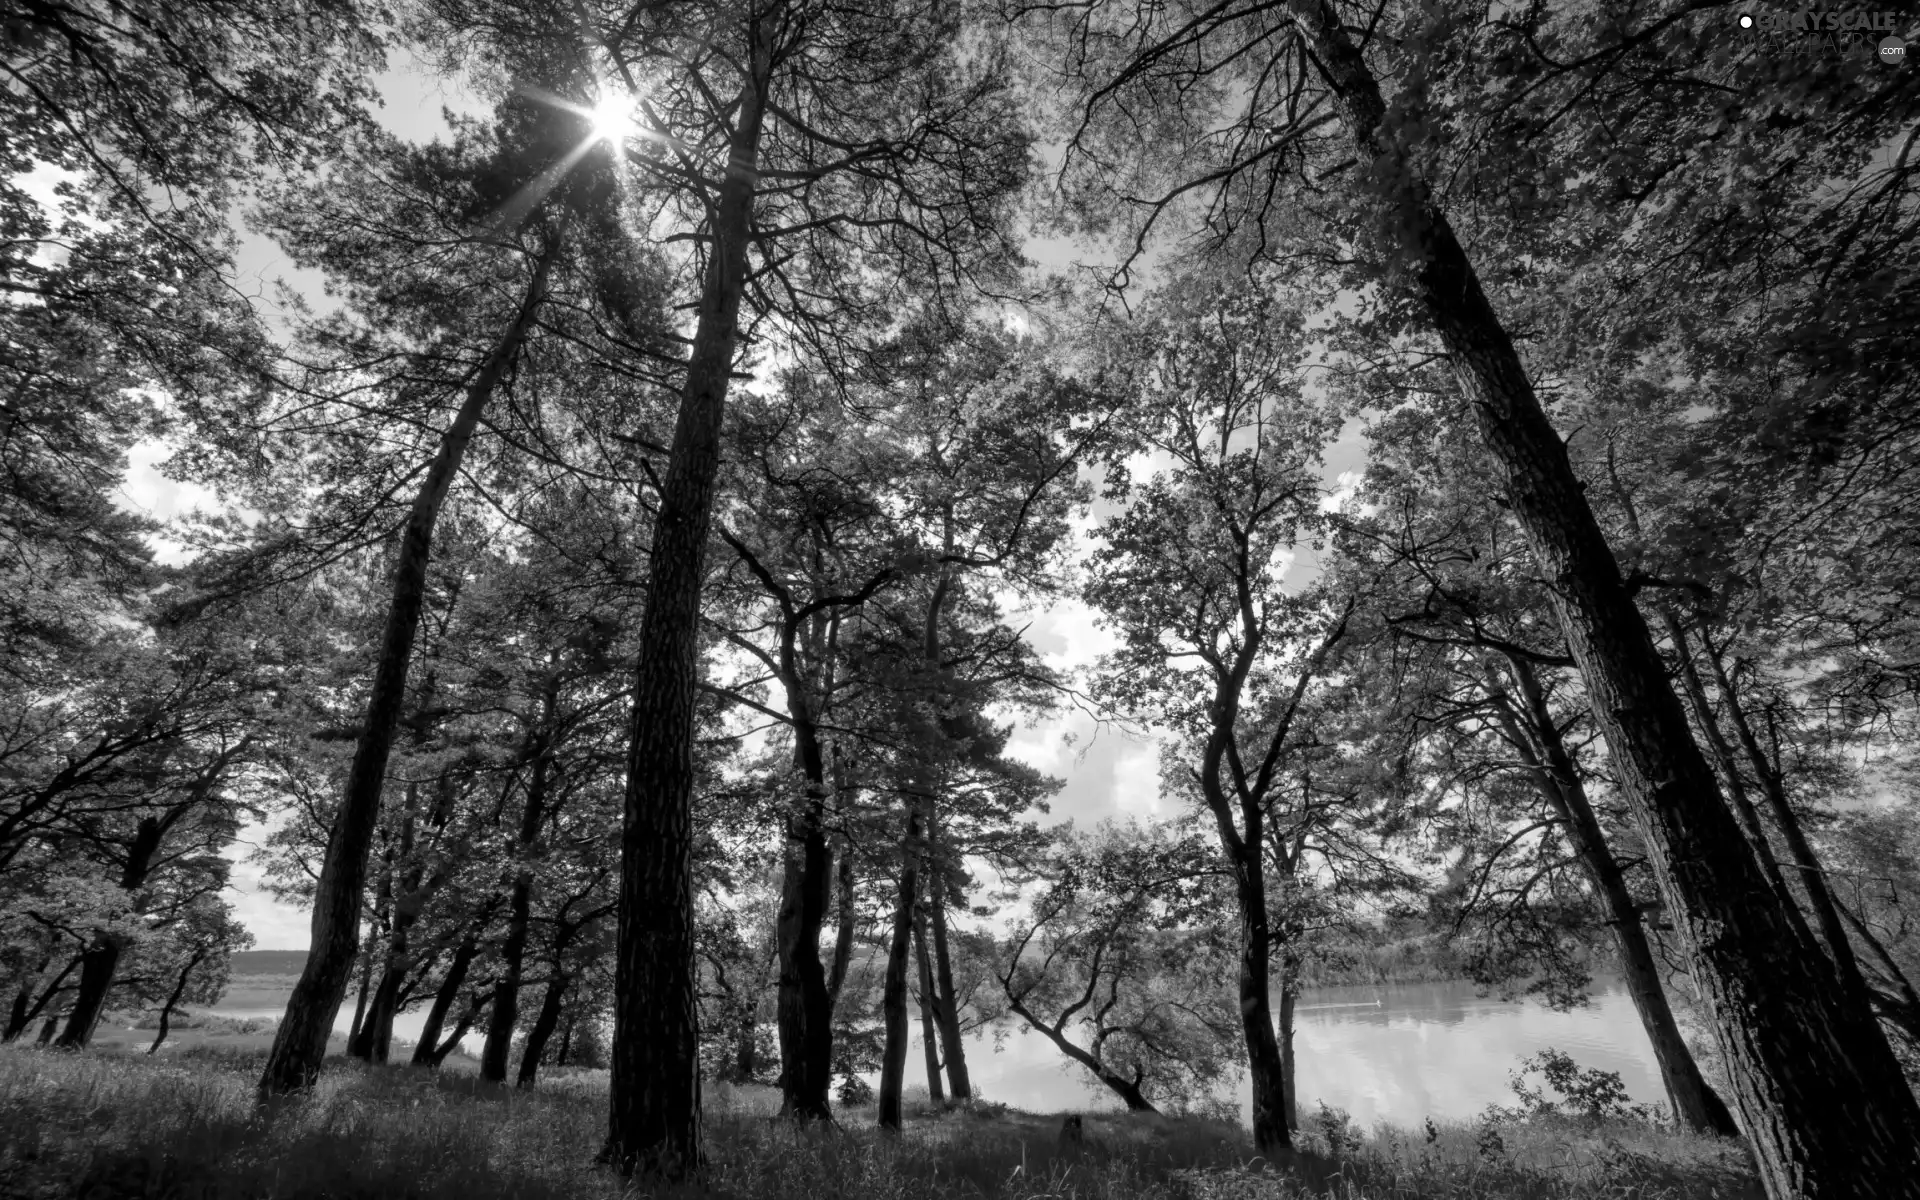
[589,95,636,146]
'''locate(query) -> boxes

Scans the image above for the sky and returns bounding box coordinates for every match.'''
[103,49,1373,951]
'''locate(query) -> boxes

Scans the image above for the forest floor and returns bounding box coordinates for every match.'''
[0,1044,1760,1200]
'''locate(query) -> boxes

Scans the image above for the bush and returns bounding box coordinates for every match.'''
[1506,1048,1664,1125]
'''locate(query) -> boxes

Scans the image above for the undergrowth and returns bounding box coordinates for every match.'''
[0,1044,1759,1200]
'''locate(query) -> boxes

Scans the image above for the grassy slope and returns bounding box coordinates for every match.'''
[0,1045,1757,1200]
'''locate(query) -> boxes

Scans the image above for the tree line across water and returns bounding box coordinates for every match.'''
[2,2,1917,1197]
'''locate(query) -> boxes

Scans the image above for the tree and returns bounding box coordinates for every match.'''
[1084,274,1350,1153]
[998,821,1241,1114]
[1033,0,1920,1184]
[252,87,641,1094]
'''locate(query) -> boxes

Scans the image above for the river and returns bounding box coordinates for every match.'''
[212,977,1670,1126]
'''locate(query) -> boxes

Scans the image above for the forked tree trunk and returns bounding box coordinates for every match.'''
[913,890,946,1106]
[412,926,482,1067]
[1289,4,1920,1188]
[484,695,556,1083]
[1495,658,1740,1137]
[926,822,973,1101]
[878,804,923,1131]
[604,43,770,1176]
[1002,992,1159,1113]
[259,243,557,1098]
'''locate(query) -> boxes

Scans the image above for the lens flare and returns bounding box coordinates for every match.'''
[590,96,636,145]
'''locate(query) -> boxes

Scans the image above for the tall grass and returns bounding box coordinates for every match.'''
[0,1044,1757,1200]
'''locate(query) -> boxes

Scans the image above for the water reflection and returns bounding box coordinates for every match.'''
[214,977,1666,1128]
[903,979,1664,1127]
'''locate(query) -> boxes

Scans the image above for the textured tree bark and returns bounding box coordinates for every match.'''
[259,244,557,1098]
[483,698,556,1084]
[1496,659,1740,1137]
[913,889,946,1106]
[604,44,769,1176]
[516,974,569,1088]
[1289,3,1920,1189]
[1663,613,1812,938]
[878,804,923,1131]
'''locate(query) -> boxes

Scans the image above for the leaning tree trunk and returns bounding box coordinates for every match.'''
[58,813,173,1049]
[913,888,946,1106]
[1288,4,1920,1189]
[1003,993,1160,1113]
[1703,636,1879,1021]
[877,803,924,1131]
[259,244,557,1098]
[604,49,770,1178]
[516,974,569,1088]
[147,949,209,1056]
[1497,658,1740,1137]
[412,925,482,1067]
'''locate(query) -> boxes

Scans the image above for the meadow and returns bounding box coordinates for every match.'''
[0,1043,1760,1200]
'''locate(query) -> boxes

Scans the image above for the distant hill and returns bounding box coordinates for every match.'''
[229,950,309,977]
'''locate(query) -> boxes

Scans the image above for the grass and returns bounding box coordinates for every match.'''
[0,1044,1760,1200]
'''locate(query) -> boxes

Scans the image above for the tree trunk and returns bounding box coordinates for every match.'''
[1289,4,1920,1187]
[259,244,557,1098]
[346,938,373,1048]
[54,936,122,1049]
[411,926,482,1067]
[1663,613,1812,938]
[1497,659,1740,1137]
[517,974,569,1088]
[775,780,834,1119]
[1235,861,1292,1154]
[423,990,488,1067]
[1279,965,1298,1131]
[878,804,923,1131]
[58,812,176,1049]
[556,1013,574,1067]
[827,846,857,1019]
[926,822,973,1101]
[37,1017,58,1045]
[484,700,556,1084]
[6,956,79,1041]
[913,891,946,1106]
[1005,994,1159,1113]
[604,44,770,1177]
[1702,637,1878,1020]
[147,949,208,1056]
